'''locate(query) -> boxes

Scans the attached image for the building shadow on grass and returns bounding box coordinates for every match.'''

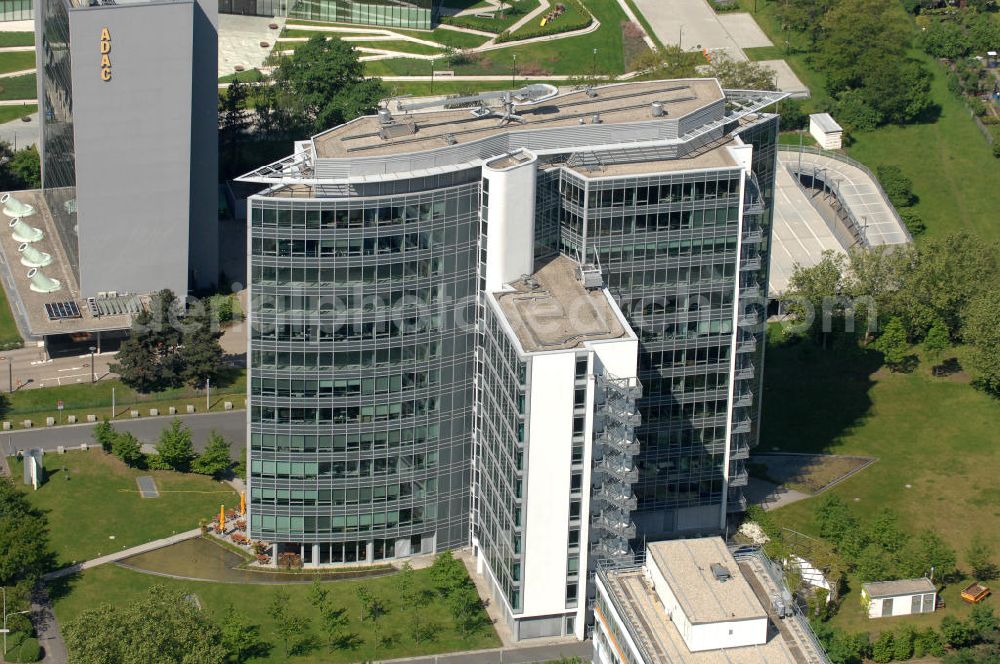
[760,332,882,455]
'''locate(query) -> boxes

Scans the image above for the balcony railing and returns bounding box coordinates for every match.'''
[732,418,752,434]
[735,363,755,380]
[726,492,748,512]
[736,336,758,353]
[733,390,753,408]
[742,229,764,244]
[740,256,762,271]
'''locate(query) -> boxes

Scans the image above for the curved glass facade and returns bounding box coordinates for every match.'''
[248,178,479,562]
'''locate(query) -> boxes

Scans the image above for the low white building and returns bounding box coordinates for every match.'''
[809,113,843,149]
[862,578,937,619]
[593,538,825,663]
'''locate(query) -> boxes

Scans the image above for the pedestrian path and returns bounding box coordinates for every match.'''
[43,528,202,581]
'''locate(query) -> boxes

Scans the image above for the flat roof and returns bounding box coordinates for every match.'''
[602,569,797,664]
[492,255,628,353]
[647,537,766,624]
[568,141,739,177]
[0,190,138,337]
[809,113,842,134]
[313,79,724,159]
[864,578,936,599]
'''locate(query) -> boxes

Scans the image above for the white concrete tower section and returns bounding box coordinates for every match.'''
[481,256,639,640]
[481,150,537,292]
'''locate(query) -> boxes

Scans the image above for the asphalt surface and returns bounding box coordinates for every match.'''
[2,410,247,456]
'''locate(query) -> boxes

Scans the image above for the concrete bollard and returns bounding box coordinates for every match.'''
[22,420,31,428]
[67,415,77,424]
[57,445,64,454]
[2,421,10,431]
[45,417,55,427]
[149,408,159,417]
[186,405,195,414]
[130,410,139,419]
[168,406,177,415]
[86,414,97,422]
[80,443,88,451]
[224,401,233,410]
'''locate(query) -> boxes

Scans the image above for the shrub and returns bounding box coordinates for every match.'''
[495,0,591,42]
[876,165,916,209]
[871,631,894,663]
[899,208,925,236]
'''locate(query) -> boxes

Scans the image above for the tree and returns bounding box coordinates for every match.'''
[923,320,950,366]
[63,585,228,664]
[267,589,311,658]
[110,289,183,392]
[0,478,53,600]
[784,250,850,346]
[898,530,956,580]
[319,604,351,651]
[875,165,916,209]
[969,604,998,642]
[156,418,195,472]
[966,534,998,581]
[892,626,916,661]
[963,291,1000,396]
[914,627,946,658]
[871,631,895,663]
[429,551,470,597]
[777,98,809,131]
[219,78,252,179]
[92,419,117,453]
[941,615,977,649]
[192,431,233,479]
[819,0,912,95]
[874,317,910,371]
[772,0,834,48]
[631,45,699,80]
[919,19,972,59]
[266,36,385,134]
[220,606,268,663]
[112,431,144,468]
[9,146,40,189]
[705,53,777,90]
[862,57,933,125]
[815,495,861,548]
[178,305,226,389]
[855,545,897,583]
[447,585,490,636]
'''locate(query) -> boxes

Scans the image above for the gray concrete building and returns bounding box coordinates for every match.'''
[36,0,219,299]
[237,80,782,637]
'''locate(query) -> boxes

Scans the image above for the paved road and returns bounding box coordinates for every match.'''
[383,641,593,664]
[2,411,247,456]
[0,346,118,391]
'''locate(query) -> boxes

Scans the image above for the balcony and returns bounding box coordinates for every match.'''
[734,363,755,380]
[736,336,758,353]
[727,493,749,512]
[730,444,751,460]
[739,284,761,300]
[740,256,762,271]
[742,229,764,244]
[738,312,761,327]
[733,390,753,408]
[596,431,641,457]
[732,418,752,434]
[729,470,749,488]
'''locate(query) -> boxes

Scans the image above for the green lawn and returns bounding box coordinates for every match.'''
[368,0,630,77]
[282,23,490,49]
[0,276,23,347]
[760,333,1000,635]
[15,449,237,565]
[0,102,36,124]
[442,0,542,34]
[845,54,1000,245]
[5,370,246,429]
[277,38,445,56]
[53,562,500,663]
[0,50,34,75]
[218,68,265,83]
[0,32,33,47]
[0,73,36,101]
[737,0,1000,244]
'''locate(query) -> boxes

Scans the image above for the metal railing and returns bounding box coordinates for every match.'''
[732,547,833,664]
[778,144,913,244]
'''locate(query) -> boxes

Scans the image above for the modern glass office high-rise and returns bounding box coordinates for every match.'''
[239,80,782,594]
[218,0,439,29]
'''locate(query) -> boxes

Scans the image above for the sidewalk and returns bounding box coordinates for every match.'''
[380,640,592,664]
[43,528,202,581]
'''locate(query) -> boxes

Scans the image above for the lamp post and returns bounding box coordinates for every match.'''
[430,58,436,95]
[206,377,211,412]
[0,356,8,393]
[511,53,517,87]
[89,346,96,384]
[592,48,597,80]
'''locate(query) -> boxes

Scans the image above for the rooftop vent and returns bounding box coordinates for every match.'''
[585,86,598,98]
[9,217,42,243]
[591,112,602,124]
[1,193,35,218]
[377,108,393,125]
[711,563,731,582]
[651,102,664,117]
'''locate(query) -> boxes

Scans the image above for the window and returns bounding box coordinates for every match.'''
[566,583,578,602]
[575,357,588,379]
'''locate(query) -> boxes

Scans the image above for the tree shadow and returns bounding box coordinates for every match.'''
[290,634,320,657]
[332,632,363,651]
[932,357,963,377]
[909,102,943,126]
[760,333,882,455]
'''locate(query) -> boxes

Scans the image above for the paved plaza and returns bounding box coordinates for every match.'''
[218,14,284,77]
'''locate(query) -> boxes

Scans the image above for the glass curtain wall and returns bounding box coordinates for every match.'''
[0,0,32,21]
[248,179,479,561]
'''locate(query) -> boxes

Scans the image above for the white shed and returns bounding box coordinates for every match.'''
[809,113,843,149]
[862,578,937,619]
